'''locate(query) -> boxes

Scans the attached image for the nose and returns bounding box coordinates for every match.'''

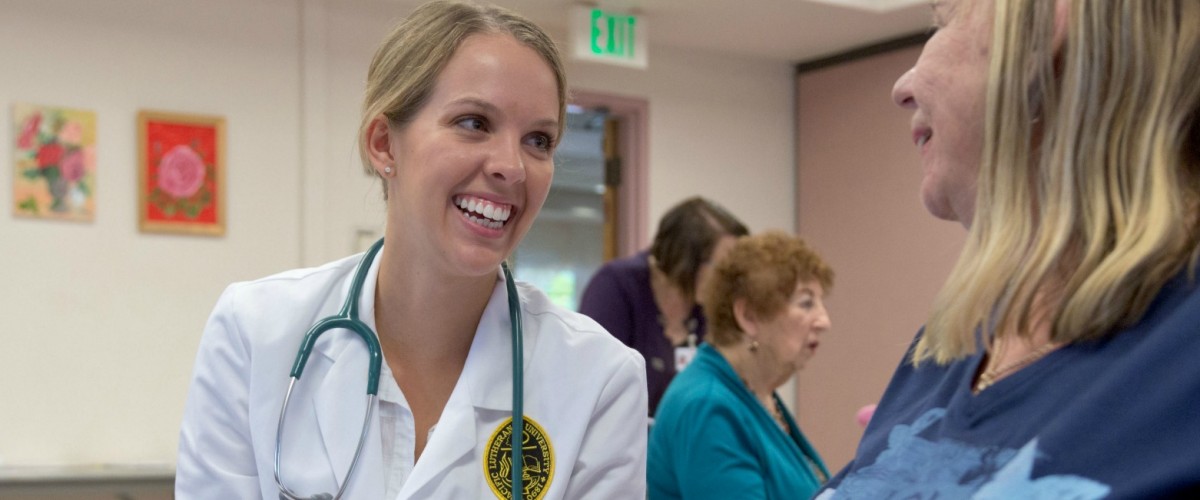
[485,137,526,185]
[892,67,916,109]
[813,307,832,333]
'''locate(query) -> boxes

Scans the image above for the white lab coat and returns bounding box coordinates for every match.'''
[176,251,648,499]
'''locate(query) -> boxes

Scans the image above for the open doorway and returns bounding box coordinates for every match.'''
[512,92,648,310]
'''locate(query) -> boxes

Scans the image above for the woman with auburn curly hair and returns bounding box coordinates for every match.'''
[649,231,832,499]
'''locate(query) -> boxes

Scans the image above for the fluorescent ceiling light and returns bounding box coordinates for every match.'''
[804,0,927,13]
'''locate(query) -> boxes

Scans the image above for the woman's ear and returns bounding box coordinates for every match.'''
[733,298,758,338]
[365,115,396,175]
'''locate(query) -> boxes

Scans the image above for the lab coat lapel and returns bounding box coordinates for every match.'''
[400,269,521,496]
[467,270,534,411]
[312,340,384,493]
[398,377,478,497]
[311,250,385,497]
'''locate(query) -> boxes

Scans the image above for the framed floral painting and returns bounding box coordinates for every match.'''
[13,103,97,222]
[138,110,225,236]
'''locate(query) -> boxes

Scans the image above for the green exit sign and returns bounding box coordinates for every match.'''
[570,6,648,69]
[590,9,636,58]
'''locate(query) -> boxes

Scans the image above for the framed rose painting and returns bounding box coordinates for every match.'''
[13,103,97,222]
[138,110,225,236]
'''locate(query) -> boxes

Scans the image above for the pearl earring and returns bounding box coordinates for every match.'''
[749,340,759,353]
[383,166,393,175]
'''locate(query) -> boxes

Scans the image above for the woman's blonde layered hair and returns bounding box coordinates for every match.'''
[357,0,567,197]
[915,0,1200,365]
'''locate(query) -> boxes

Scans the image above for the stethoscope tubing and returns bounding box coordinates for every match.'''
[274,238,526,500]
[502,260,525,498]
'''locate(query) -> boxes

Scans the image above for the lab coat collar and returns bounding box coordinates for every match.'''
[316,261,530,411]
[311,249,386,496]
[307,255,535,495]
[463,267,537,411]
[398,369,478,496]
[400,267,535,496]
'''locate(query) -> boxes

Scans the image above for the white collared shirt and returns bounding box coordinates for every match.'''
[378,361,417,500]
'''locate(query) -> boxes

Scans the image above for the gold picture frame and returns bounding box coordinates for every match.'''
[137,110,226,236]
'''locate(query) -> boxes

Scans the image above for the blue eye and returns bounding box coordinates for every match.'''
[526,133,554,153]
[457,116,487,132]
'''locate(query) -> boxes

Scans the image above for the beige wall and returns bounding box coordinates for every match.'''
[793,46,966,471]
[0,0,302,467]
[0,0,797,467]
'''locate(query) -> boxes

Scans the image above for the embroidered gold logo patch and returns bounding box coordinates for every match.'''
[484,416,554,500]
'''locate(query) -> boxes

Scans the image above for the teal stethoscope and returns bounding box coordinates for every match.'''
[275,238,527,500]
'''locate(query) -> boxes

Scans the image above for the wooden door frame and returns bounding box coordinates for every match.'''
[569,90,649,258]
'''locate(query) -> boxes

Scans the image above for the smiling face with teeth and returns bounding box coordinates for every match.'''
[891,0,993,225]
[454,195,513,230]
[365,33,559,277]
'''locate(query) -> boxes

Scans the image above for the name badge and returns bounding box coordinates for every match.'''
[674,346,697,372]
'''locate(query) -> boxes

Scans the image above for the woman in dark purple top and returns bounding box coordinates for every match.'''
[579,197,747,416]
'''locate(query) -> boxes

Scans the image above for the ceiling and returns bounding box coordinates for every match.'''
[396,0,935,64]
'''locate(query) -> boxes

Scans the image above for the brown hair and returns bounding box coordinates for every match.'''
[649,197,749,299]
[703,231,833,346]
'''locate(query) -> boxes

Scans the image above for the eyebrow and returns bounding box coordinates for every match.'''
[448,97,499,115]
[448,97,559,132]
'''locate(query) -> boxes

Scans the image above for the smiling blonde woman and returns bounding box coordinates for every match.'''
[819,0,1200,497]
[176,2,647,498]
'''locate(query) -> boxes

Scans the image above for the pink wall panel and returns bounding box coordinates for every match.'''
[794,46,966,471]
